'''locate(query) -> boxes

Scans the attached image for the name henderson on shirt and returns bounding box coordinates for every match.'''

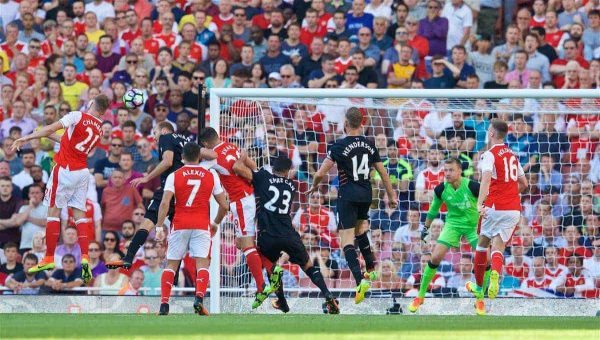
[341,140,376,157]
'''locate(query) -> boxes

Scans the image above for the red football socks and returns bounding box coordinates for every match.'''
[160,269,175,304]
[491,251,504,274]
[45,217,61,257]
[244,247,265,292]
[474,249,488,288]
[196,268,209,298]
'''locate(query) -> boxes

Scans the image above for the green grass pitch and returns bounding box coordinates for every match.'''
[1,314,598,339]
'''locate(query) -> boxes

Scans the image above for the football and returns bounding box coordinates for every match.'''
[123,88,146,109]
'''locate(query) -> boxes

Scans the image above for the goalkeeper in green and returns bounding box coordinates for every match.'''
[408,157,490,313]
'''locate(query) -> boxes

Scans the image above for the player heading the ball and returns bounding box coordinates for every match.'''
[11,95,110,284]
[308,107,398,304]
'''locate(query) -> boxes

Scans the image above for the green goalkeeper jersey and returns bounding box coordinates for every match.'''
[426,178,480,229]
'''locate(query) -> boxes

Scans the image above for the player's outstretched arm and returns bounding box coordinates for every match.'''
[11,121,63,151]
[131,150,174,187]
[307,158,335,195]
[373,162,398,208]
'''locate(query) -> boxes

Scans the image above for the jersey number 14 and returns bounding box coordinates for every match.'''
[351,154,369,181]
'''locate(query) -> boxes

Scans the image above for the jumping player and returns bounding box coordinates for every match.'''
[408,157,491,313]
[106,122,217,269]
[156,142,229,316]
[308,107,398,304]
[466,119,529,315]
[11,95,109,284]
[234,155,340,314]
[197,127,267,299]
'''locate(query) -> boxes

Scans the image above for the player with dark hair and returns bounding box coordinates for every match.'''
[197,127,268,300]
[12,95,109,284]
[409,157,490,313]
[106,121,217,269]
[308,107,398,304]
[157,142,229,316]
[234,155,340,314]
[467,119,529,315]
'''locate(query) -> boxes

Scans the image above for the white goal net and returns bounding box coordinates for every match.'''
[207,89,600,314]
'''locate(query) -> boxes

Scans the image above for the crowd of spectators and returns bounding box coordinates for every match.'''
[0,0,599,298]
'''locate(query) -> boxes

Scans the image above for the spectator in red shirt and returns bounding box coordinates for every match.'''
[558,225,593,266]
[212,0,234,29]
[550,39,590,88]
[520,256,552,289]
[406,16,429,79]
[251,0,274,30]
[219,24,244,64]
[544,11,564,48]
[530,0,546,28]
[100,169,143,232]
[300,8,327,48]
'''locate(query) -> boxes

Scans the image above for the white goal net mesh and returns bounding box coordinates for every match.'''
[210,90,600,313]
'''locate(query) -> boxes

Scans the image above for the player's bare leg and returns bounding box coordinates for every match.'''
[193,257,210,316]
[107,218,157,269]
[72,208,93,284]
[301,260,339,314]
[410,243,449,313]
[29,206,62,273]
[159,259,180,316]
[236,236,266,294]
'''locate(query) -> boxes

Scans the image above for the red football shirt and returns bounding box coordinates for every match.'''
[164,165,223,231]
[479,144,524,211]
[55,111,103,170]
[212,142,254,202]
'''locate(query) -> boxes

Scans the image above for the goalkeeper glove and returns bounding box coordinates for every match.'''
[421,227,430,244]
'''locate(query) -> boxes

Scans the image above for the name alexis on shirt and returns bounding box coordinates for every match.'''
[182,169,206,177]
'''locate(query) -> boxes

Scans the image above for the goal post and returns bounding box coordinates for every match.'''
[207,88,600,314]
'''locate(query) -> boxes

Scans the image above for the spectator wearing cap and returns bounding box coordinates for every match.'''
[267,72,282,88]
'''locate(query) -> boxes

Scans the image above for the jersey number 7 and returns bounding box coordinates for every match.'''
[186,179,201,207]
